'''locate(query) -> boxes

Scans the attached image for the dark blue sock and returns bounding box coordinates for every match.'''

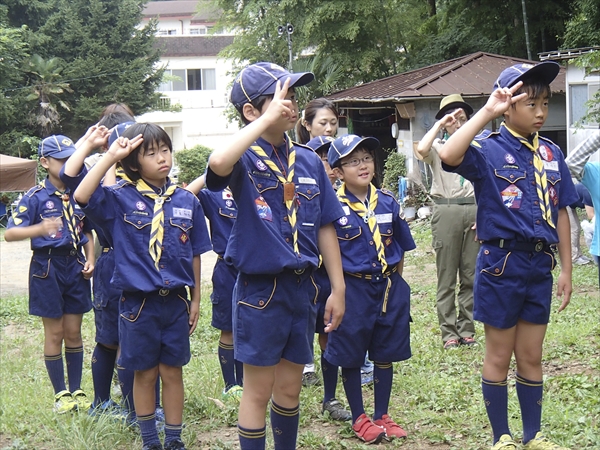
[218,341,237,389]
[373,362,393,421]
[270,400,299,450]
[44,353,66,394]
[321,354,338,403]
[482,377,511,444]
[138,413,160,447]
[235,359,244,387]
[238,423,266,450]
[91,344,117,406]
[516,373,543,444]
[64,346,84,392]
[341,367,364,422]
[164,423,183,445]
[155,377,161,409]
[117,363,135,414]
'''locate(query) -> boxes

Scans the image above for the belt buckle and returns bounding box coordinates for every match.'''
[69,248,77,256]
[294,268,305,275]
[159,289,170,296]
[534,242,544,252]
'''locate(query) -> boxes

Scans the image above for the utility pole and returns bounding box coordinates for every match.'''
[521,0,532,60]
[278,23,294,72]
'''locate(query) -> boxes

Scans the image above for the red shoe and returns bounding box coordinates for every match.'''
[352,413,386,444]
[373,414,407,440]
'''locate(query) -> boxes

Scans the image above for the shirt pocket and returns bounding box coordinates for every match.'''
[250,174,279,194]
[168,217,194,256]
[296,183,321,228]
[378,223,394,247]
[545,170,561,186]
[123,214,151,247]
[218,208,237,220]
[494,169,526,184]
[336,224,362,241]
[30,255,51,279]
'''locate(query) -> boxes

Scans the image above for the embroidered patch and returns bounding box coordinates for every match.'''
[255,159,268,171]
[13,217,22,225]
[255,196,272,221]
[539,145,553,161]
[46,201,54,209]
[180,232,189,244]
[501,184,522,209]
[225,200,233,208]
[136,201,146,211]
[504,153,516,164]
[173,208,192,219]
[548,186,558,206]
[222,191,233,200]
[543,160,558,171]
[385,237,392,247]
[376,213,392,224]
[19,205,27,213]
[338,216,348,226]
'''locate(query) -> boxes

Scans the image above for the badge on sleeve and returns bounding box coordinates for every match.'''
[255,195,272,221]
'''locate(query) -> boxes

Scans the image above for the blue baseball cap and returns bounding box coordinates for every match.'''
[328,134,379,168]
[230,62,314,108]
[38,135,76,159]
[305,136,335,154]
[493,61,560,90]
[108,122,136,148]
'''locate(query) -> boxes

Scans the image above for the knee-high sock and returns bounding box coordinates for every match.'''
[235,359,244,387]
[373,362,393,421]
[482,377,511,444]
[516,373,543,444]
[270,400,300,450]
[64,346,84,392]
[321,354,339,403]
[117,363,135,414]
[138,412,160,447]
[45,353,66,394]
[341,367,364,422]
[164,423,183,445]
[218,341,237,389]
[155,377,161,408]
[91,344,117,406]
[238,424,266,450]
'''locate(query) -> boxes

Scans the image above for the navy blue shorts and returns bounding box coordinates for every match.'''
[325,271,412,368]
[210,257,237,332]
[28,253,92,318]
[93,249,121,346]
[118,288,191,371]
[313,267,331,335]
[233,270,318,367]
[474,244,555,329]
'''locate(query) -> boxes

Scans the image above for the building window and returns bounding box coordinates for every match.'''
[159,69,216,91]
[570,83,599,125]
[158,29,177,36]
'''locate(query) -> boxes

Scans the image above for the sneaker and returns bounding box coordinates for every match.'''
[443,339,460,350]
[361,370,374,386]
[142,444,163,450]
[302,371,321,387]
[155,406,165,433]
[88,399,129,422]
[459,336,477,346]
[352,413,386,444]
[164,438,186,450]
[222,385,243,401]
[492,434,518,449]
[53,390,77,414]
[373,414,407,440]
[322,399,352,421]
[573,255,591,265]
[72,389,92,411]
[523,432,570,450]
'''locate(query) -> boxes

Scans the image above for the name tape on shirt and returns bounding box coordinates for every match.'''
[173,208,192,219]
[543,161,558,171]
[298,177,316,185]
[376,213,392,224]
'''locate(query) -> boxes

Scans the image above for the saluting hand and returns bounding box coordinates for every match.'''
[106,134,144,162]
[484,81,528,118]
[86,125,110,149]
[263,78,294,125]
[440,108,465,129]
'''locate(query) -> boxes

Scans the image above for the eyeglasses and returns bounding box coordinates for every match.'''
[340,155,374,167]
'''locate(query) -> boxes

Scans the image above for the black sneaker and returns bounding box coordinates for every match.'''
[322,399,352,421]
[164,438,186,450]
[302,371,321,387]
[142,444,163,450]
[459,336,477,346]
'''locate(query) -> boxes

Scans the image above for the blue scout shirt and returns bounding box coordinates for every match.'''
[333,188,416,274]
[8,178,90,250]
[81,178,212,292]
[206,136,344,274]
[443,125,579,244]
[198,188,236,257]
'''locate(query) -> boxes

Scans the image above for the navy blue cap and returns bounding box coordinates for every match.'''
[38,135,76,159]
[108,122,135,148]
[493,61,560,90]
[328,134,379,168]
[230,62,314,108]
[305,136,335,154]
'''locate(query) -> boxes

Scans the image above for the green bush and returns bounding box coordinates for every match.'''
[381,149,407,196]
[174,145,213,185]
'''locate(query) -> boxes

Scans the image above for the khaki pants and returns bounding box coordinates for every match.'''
[431,203,479,343]
[567,206,582,261]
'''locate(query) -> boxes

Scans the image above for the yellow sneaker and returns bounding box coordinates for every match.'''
[72,389,92,411]
[523,432,570,450]
[492,434,518,450]
[53,390,77,414]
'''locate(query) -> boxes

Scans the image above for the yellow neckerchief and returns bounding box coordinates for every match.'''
[503,123,554,228]
[250,141,299,255]
[337,183,387,272]
[46,179,79,248]
[134,179,178,269]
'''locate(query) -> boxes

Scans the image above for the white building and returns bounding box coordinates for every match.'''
[137,1,239,152]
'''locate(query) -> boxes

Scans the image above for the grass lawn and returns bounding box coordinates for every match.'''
[1,221,598,449]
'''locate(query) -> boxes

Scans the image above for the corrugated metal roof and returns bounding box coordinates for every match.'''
[154,36,234,57]
[328,52,566,103]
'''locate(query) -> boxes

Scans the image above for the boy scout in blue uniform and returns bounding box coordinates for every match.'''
[5,135,95,414]
[324,134,416,444]
[185,174,243,398]
[439,61,578,450]
[206,62,346,450]
[73,123,212,450]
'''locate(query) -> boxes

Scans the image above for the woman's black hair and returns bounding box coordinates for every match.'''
[98,112,135,129]
[100,103,135,119]
[295,98,339,144]
[119,123,172,182]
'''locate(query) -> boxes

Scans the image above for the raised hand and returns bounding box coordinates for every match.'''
[106,134,144,162]
[263,78,294,125]
[484,81,528,118]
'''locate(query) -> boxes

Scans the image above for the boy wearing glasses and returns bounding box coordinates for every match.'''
[324,134,416,444]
